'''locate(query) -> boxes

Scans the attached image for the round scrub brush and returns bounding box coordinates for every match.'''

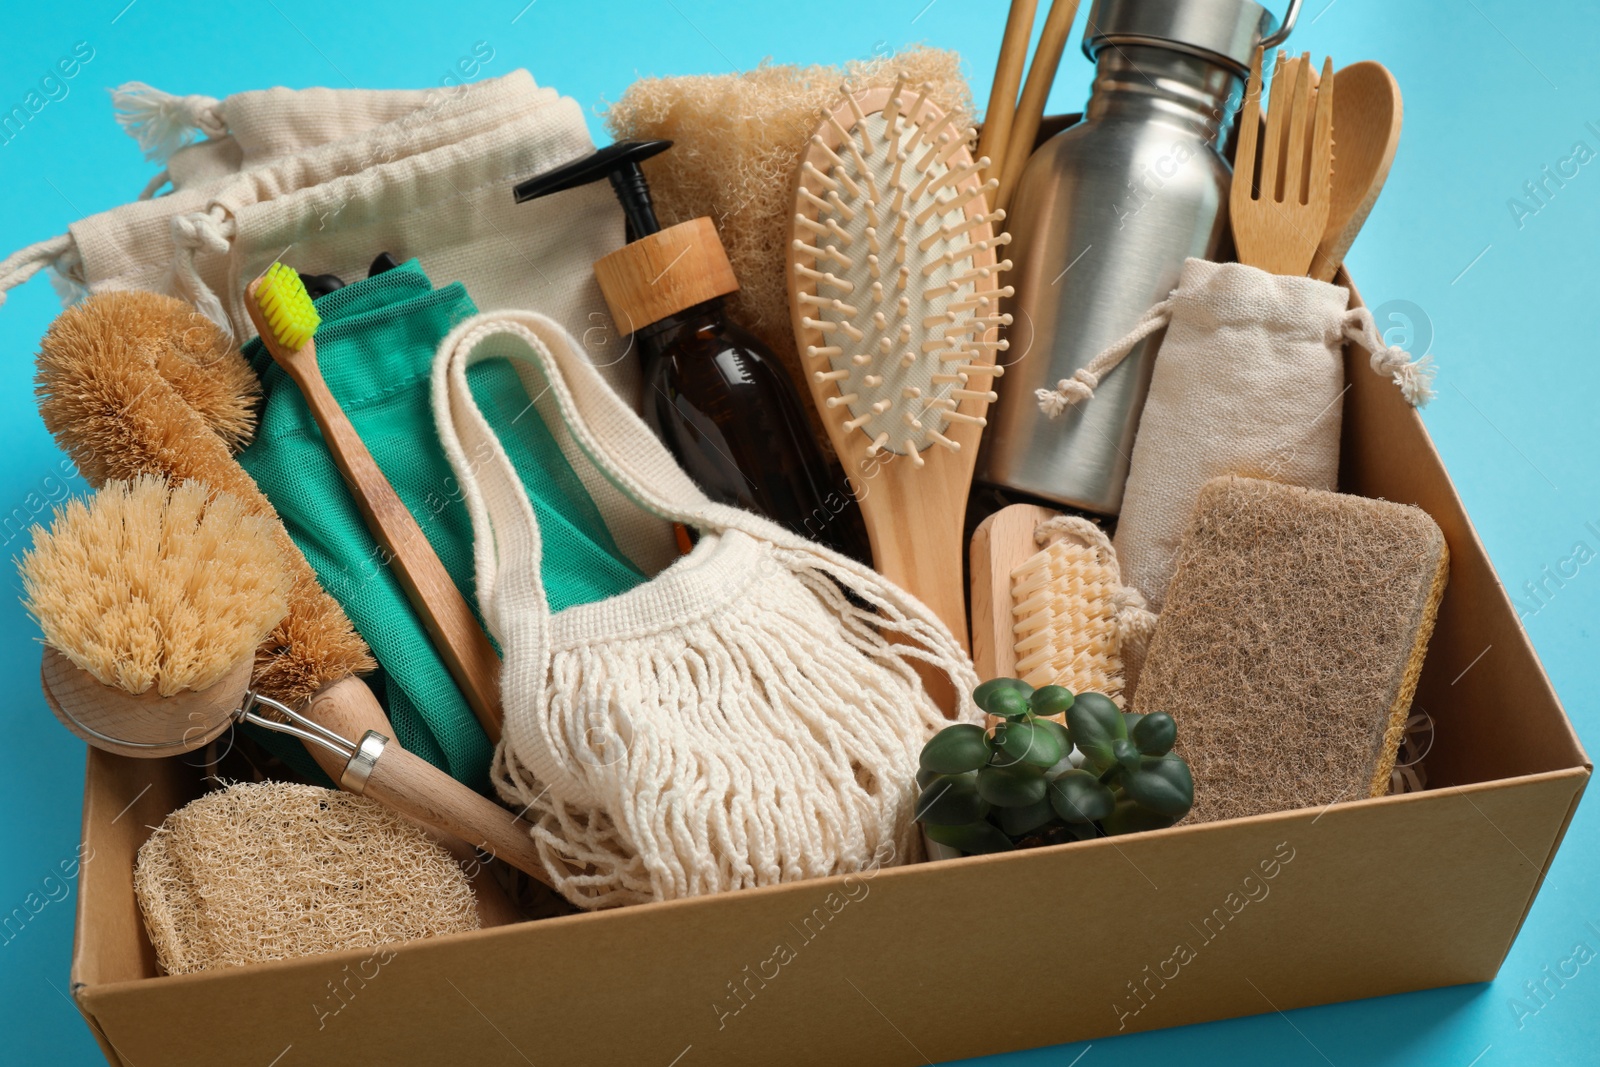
[34,289,373,706]
[788,79,1011,651]
[24,477,555,889]
[23,476,289,754]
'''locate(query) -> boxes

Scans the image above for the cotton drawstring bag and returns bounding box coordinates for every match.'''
[0,70,627,404]
[1035,258,1435,612]
[432,309,979,909]
[1,73,545,306]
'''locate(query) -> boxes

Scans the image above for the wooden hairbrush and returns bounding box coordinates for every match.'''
[787,79,1012,651]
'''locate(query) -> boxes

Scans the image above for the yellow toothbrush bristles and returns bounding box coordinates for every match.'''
[255,262,321,351]
[1010,538,1126,704]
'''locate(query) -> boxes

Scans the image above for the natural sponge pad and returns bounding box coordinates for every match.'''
[605,49,972,436]
[1134,476,1449,824]
[135,781,479,975]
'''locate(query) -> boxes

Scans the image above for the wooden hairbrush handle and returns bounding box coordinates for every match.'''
[305,678,550,889]
[246,279,503,743]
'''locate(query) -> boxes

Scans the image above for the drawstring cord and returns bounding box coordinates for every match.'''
[1034,292,1437,416]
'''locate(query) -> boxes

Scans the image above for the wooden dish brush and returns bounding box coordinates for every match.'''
[24,476,556,889]
[787,78,1011,650]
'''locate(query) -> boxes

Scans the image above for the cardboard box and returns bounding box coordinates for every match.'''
[63,274,1588,1065]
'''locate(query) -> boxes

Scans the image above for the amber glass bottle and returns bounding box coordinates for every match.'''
[640,298,870,563]
[514,141,869,561]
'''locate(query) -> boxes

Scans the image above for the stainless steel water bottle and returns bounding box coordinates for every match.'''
[978,0,1301,514]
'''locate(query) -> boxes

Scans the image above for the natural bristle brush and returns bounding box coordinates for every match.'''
[25,476,555,890]
[787,78,1012,651]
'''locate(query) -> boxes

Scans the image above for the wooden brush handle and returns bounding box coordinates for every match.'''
[357,743,551,889]
[301,677,522,925]
[996,0,1082,213]
[246,284,503,742]
[301,676,549,887]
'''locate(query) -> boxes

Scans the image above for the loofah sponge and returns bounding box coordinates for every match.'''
[34,291,374,705]
[135,781,479,975]
[1134,476,1449,824]
[605,49,972,440]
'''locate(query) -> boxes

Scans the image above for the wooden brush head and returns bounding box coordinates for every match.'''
[788,80,1011,473]
[41,645,249,758]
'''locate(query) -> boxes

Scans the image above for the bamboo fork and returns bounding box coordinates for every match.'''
[1231,49,1335,276]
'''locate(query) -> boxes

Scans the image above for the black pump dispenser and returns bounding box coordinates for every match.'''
[514,140,672,240]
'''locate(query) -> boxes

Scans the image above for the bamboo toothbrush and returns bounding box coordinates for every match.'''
[25,476,553,889]
[788,80,1011,652]
[246,263,504,741]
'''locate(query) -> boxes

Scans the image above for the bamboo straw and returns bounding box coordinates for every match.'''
[976,0,1040,189]
[996,0,1083,213]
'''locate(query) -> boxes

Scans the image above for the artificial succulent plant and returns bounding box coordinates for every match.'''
[915,678,1194,855]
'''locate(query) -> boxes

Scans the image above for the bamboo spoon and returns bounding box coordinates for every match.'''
[995,0,1083,213]
[1310,61,1401,282]
[977,0,1040,189]
[246,269,504,742]
[1231,50,1335,276]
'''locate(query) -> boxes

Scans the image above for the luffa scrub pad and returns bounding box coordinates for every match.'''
[135,781,479,974]
[605,48,971,437]
[1134,476,1449,824]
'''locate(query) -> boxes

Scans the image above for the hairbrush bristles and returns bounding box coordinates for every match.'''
[20,476,291,697]
[791,82,1011,461]
[254,262,321,351]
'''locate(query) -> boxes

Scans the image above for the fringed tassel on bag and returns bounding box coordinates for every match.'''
[112,82,226,163]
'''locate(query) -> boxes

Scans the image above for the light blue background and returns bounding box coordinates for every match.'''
[0,1,1595,1064]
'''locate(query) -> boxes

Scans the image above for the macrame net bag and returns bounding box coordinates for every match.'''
[433,310,980,910]
[135,781,479,975]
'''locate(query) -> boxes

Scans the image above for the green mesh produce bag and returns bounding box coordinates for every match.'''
[239,261,644,788]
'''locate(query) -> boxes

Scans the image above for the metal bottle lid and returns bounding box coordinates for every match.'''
[1083,0,1301,73]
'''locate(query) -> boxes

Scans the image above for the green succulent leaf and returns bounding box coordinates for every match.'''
[993,796,1057,837]
[920,723,991,775]
[986,687,1033,721]
[915,772,990,826]
[1028,685,1075,716]
[1131,712,1177,756]
[1102,799,1178,836]
[976,762,1047,807]
[1112,737,1142,772]
[1065,692,1127,772]
[973,678,1033,714]
[1035,716,1072,755]
[925,819,1016,855]
[1047,769,1116,824]
[1119,757,1195,818]
[915,767,939,789]
[992,718,1064,768]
